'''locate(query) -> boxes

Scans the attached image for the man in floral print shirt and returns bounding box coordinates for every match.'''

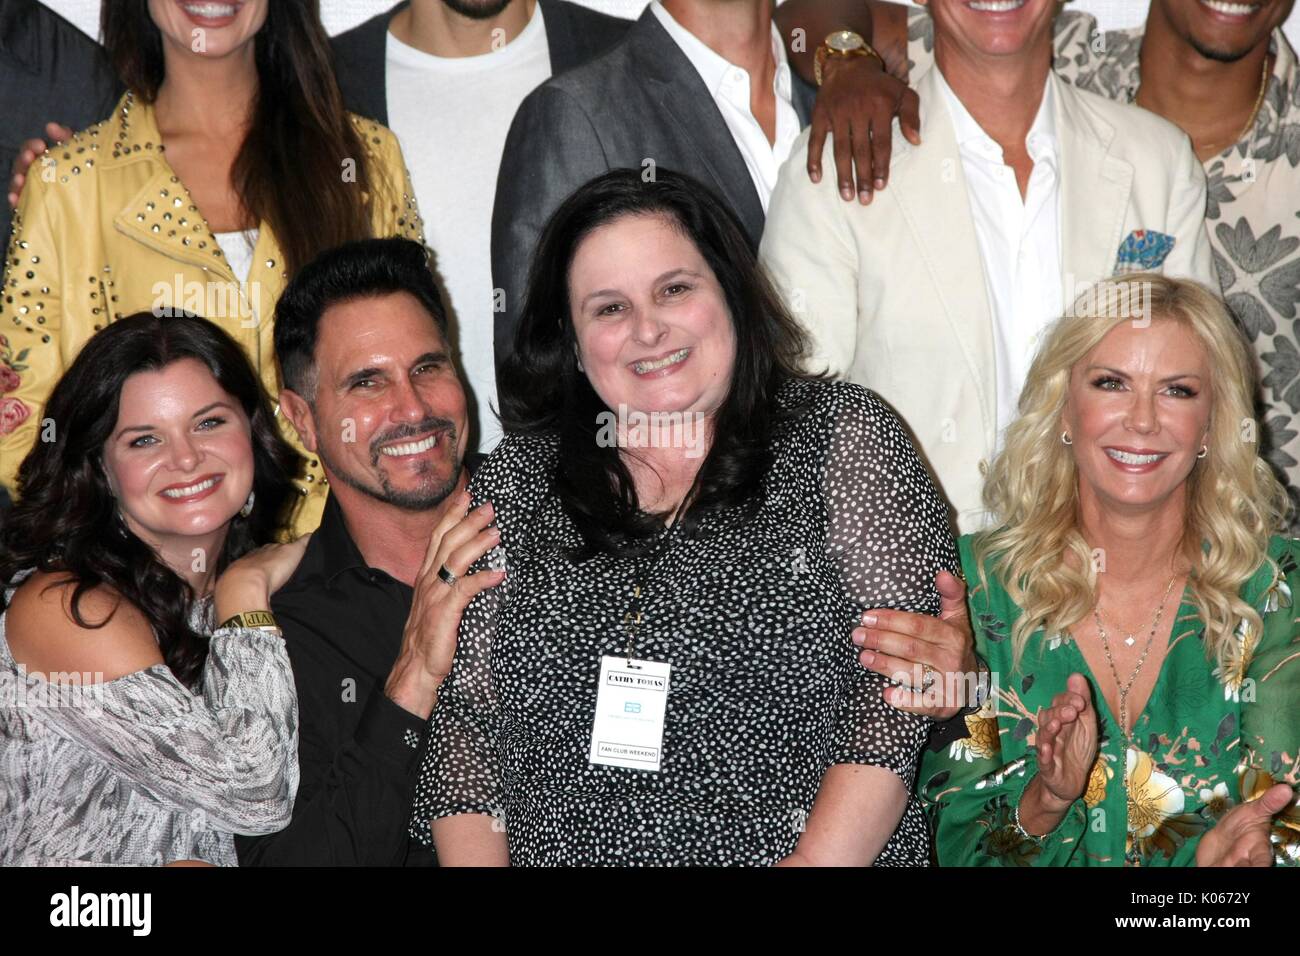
[819,0,1300,527]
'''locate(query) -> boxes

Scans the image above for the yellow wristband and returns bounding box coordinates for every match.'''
[219,610,280,633]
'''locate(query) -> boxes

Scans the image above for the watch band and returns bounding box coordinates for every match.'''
[814,31,885,87]
[955,653,992,719]
[218,610,281,633]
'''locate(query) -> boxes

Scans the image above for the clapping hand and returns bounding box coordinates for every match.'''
[1034,673,1100,810]
[1196,783,1295,867]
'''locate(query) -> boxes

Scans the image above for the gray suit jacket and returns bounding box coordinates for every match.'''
[0,0,120,247]
[330,0,631,126]
[490,7,817,368]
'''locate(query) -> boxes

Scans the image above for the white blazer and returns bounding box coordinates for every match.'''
[759,65,1216,535]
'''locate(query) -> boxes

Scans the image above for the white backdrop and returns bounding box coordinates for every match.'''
[38,1,1300,46]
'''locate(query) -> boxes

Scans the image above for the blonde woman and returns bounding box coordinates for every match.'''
[917,274,1300,867]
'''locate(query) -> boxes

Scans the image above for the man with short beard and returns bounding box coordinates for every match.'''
[330,0,629,457]
[235,238,504,866]
[329,0,882,456]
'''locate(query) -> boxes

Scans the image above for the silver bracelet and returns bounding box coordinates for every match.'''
[1011,797,1045,843]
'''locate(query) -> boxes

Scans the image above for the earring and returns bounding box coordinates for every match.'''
[1061,431,1072,445]
[239,490,255,518]
[1197,445,1208,460]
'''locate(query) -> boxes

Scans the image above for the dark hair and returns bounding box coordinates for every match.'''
[274,237,449,398]
[101,0,377,276]
[498,168,814,557]
[0,314,300,689]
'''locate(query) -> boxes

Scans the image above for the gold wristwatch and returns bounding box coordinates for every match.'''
[814,30,884,87]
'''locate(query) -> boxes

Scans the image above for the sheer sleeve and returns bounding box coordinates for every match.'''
[407,448,528,844]
[822,384,957,779]
[920,538,1087,866]
[1237,538,1300,865]
[24,624,299,835]
[406,566,504,843]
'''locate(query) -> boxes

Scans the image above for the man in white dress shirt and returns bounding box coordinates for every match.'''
[759,0,1216,534]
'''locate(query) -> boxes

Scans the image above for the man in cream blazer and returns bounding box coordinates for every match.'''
[759,0,1215,535]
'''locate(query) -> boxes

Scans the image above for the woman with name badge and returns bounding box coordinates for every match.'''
[407,168,957,866]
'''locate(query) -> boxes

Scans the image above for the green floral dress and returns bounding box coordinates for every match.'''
[921,534,1300,866]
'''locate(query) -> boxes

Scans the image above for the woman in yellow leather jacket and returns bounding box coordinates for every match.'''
[0,0,424,537]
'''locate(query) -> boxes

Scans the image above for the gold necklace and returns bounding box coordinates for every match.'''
[1201,53,1271,157]
[1135,52,1271,157]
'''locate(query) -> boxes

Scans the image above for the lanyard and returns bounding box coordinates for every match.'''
[620,519,684,661]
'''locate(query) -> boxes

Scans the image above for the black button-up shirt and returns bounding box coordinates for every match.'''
[235,461,479,866]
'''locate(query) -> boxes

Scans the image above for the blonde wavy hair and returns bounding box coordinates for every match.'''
[975,273,1289,670]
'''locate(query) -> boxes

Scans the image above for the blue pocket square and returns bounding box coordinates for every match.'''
[1114,229,1176,274]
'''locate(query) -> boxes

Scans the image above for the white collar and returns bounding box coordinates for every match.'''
[649,1,790,99]
[937,67,1058,163]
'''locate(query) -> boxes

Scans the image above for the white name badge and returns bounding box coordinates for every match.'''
[589,656,672,772]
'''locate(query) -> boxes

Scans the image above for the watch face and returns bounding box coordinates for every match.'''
[827,30,866,53]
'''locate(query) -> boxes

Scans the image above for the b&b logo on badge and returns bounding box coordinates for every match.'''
[50,886,151,937]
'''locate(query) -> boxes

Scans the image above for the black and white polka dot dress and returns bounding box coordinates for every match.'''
[409,378,957,865]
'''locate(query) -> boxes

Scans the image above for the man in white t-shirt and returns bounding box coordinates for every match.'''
[332,1,629,453]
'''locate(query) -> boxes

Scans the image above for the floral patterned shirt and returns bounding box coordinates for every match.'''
[908,7,1300,530]
[920,534,1300,867]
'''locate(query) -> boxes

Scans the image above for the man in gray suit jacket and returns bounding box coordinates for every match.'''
[490,0,818,370]
[0,0,118,248]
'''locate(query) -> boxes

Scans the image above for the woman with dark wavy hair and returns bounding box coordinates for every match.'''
[0,312,306,866]
[407,168,957,866]
[0,0,424,536]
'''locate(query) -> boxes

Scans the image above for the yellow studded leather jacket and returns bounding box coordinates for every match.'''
[0,92,424,536]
